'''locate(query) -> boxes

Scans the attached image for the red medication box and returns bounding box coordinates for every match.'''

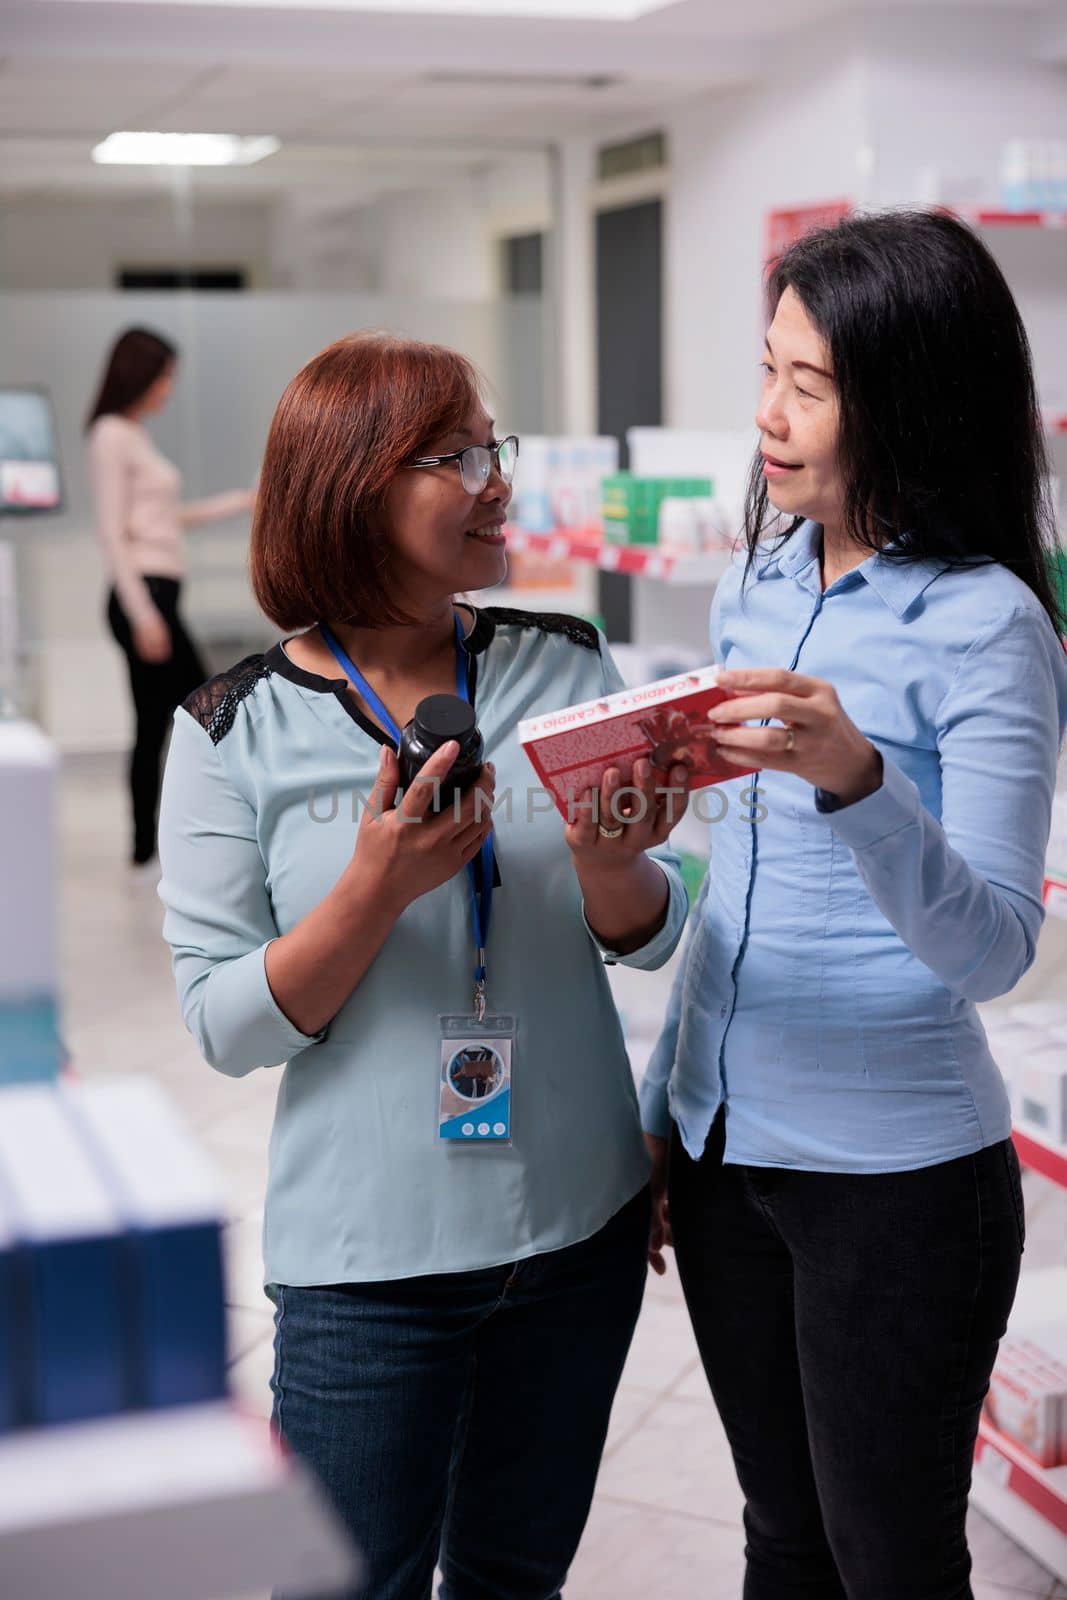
[518,665,758,820]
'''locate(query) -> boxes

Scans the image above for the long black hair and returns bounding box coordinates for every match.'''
[744,209,1065,633]
[85,327,178,431]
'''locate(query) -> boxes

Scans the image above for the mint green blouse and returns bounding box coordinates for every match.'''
[157,606,688,1285]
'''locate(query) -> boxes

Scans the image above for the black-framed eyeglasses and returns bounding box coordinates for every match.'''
[407,435,519,497]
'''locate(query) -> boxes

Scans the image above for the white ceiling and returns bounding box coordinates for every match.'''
[0,0,1061,198]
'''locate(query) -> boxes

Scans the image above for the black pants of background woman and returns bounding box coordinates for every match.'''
[670,1111,1024,1600]
[106,575,207,865]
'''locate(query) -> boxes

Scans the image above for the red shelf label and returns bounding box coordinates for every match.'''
[965,209,1067,228]
[976,1423,1067,1535]
[1013,1126,1067,1191]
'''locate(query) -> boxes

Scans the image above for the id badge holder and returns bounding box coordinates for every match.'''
[438,1014,517,1144]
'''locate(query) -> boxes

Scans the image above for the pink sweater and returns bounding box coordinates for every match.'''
[88,414,250,627]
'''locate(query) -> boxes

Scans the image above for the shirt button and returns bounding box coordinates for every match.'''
[719,1004,728,1019]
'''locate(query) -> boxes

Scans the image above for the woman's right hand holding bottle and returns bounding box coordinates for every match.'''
[265,743,495,1041]
[350,742,496,913]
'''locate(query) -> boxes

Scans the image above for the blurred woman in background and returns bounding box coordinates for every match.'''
[86,326,255,876]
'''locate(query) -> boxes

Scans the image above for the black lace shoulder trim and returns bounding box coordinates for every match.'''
[482,607,600,652]
[182,654,273,745]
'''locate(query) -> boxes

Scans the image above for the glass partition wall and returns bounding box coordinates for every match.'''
[0,146,553,747]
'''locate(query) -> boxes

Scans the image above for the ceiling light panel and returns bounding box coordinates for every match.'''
[91,131,281,166]
[64,0,677,18]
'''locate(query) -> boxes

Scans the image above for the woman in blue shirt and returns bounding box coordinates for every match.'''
[642,211,1067,1598]
[157,332,690,1600]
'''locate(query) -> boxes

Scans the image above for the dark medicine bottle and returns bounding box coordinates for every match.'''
[397,693,484,814]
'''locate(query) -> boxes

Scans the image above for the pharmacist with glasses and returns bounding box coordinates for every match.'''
[157,331,693,1600]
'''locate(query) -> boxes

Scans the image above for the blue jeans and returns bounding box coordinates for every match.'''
[267,1185,650,1600]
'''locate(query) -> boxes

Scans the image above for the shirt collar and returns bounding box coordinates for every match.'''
[462,603,496,655]
[762,520,949,618]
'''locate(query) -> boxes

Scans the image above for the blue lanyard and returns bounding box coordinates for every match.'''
[319,612,495,1020]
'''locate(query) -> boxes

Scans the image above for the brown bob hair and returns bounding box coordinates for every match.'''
[250,331,482,631]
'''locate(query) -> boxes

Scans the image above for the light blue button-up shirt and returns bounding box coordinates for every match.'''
[158,606,687,1285]
[640,521,1067,1172]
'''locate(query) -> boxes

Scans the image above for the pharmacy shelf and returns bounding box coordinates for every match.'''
[1043,874,1067,921]
[960,209,1067,229]
[970,1267,1067,1582]
[0,1401,359,1600]
[1013,1126,1067,1191]
[507,525,734,586]
[973,1422,1067,1575]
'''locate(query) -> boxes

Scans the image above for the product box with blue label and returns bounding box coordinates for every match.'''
[0,721,64,1087]
[0,1085,126,1425]
[0,1182,19,1433]
[65,1078,228,1410]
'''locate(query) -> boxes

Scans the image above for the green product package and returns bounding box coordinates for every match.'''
[600,473,715,546]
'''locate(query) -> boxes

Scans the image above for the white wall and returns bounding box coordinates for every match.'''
[0,192,279,290]
[0,154,553,300]
[370,184,496,300]
[550,139,598,436]
[659,6,1067,433]
[267,191,383,292]
[611,7,1067,649]
[865,5,1067,415]
[865,6,1067,210]
[665,23,870,432]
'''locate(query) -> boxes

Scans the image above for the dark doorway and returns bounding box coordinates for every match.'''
[595,198,663,642]
[502,233,544,295]
[118,268,247,291]
[500,232,546,434]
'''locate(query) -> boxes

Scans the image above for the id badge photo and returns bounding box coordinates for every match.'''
[438,1013,517,1144]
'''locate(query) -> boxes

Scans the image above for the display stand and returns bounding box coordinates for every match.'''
[970,1261,1067,1580]
[505,524,734,587]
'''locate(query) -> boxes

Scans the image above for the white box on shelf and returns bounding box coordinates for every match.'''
[0,1402,361,1600]
[987,1336,1067,1469]
[511,435,618,534]
[1008,1001,1067,1032]
[1048,790,1067,881]
[511,436,553,532]
[1013,1047,1067,1146]
[0,718,64,1083]
[0,721,58,1002]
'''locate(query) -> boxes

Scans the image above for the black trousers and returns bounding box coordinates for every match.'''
[669,1111,1025,1600]
[106,576,208,864]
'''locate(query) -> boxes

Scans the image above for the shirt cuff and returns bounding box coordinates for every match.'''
[814,753,922,850]
[260,939,330,1049]
[639,1073,673,1139]
[194,940,328,1075]
[581,861,688,971]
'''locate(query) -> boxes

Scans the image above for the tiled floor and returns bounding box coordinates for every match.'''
[57,753,1067,1599]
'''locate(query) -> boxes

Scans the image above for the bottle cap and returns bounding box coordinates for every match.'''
[413,693,476,747]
